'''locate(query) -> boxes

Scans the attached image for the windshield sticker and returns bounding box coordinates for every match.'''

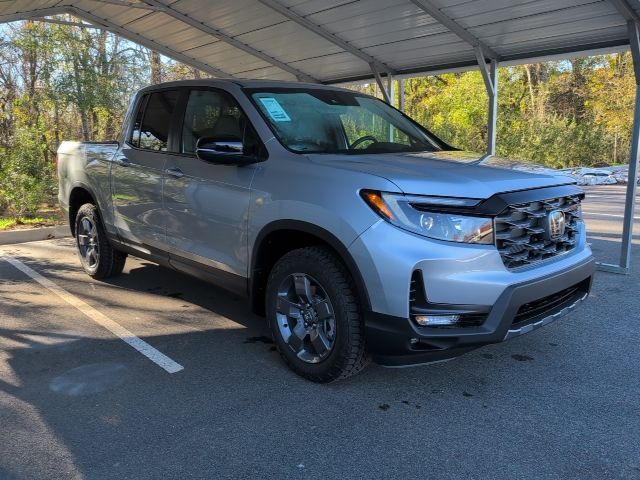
[258,97,291,122]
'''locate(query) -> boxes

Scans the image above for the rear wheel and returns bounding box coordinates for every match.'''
[266,246,369,382]
[75,203,127,279]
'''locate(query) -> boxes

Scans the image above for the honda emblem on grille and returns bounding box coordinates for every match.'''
[546,210,565,240]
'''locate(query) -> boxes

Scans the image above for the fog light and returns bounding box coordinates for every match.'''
[414,314,460,326]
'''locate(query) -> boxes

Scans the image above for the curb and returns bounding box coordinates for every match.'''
[0,225,70,245]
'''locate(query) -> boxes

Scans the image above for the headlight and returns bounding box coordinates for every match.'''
[361,190,494,244]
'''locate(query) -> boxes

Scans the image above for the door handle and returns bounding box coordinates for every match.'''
[115,157,130,167]
[165,167,184,178]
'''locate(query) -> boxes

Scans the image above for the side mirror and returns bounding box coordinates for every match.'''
[195,137,256,165]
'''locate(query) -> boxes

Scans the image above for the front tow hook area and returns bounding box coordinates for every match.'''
[503,291,589,340]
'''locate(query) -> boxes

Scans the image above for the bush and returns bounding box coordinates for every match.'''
[0,171,50,219]
[0,126,57,219]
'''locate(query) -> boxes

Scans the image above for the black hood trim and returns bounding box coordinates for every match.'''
[410,184,583,216]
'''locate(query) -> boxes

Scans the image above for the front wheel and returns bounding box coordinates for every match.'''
[266,246,369,382]
[75,203,127,279]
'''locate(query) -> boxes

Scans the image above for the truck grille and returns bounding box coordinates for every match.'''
[495,195,582,270]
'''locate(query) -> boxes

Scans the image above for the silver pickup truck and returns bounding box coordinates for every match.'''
[57,79,595,382]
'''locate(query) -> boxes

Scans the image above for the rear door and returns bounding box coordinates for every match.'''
[112,89,179,251]
[163,88,261,285]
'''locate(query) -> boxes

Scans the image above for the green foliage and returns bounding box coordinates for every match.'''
[401,55,634,167]
[405,72,489,152]
[0,125,55,218]
[0,216,46,231]
[0,18,162,218]
[0,218,14,230]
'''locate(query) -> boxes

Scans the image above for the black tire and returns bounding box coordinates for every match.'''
[75,203,127,279]
[266,246,369,382]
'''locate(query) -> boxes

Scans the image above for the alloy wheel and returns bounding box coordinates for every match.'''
[77,216,100,270]
[275,273,337,364]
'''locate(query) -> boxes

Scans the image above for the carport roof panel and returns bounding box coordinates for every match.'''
[0,0,634,82]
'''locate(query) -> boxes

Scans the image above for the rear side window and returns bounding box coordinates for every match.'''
[138,90,179,151]
[129,94,148,148]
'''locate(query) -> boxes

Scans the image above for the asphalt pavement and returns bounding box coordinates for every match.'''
[0,185,638,480]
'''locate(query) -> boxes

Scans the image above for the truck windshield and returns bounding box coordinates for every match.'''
[246,88,444,154]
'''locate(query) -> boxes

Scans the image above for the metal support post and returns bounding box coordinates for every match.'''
[598,20,640,274]
[487,59,498,156]
[370,63,391,104]
[475,46,498,157]
[387,75,396,141]
[621,22,640,269]
[399,79,406,112]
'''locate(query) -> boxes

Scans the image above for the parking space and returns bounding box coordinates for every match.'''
[582,185,640,265]
[0,186,639,480]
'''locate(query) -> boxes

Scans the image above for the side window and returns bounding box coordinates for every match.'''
[181,89,260,155]
[139,90,179,151]
[129,94,147,148]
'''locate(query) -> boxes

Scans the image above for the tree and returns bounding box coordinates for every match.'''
[0,16,210,218]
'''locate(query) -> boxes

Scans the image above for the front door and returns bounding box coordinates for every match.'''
[163,88,260,282]
[112,89,179,251]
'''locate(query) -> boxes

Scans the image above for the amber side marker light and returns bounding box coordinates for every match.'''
[361,190,395,220]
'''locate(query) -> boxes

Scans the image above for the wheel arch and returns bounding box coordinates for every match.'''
[249,220,371,317]
[68,184,98,236]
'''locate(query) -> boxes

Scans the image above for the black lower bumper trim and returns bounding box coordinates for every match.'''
[365,255,596,367]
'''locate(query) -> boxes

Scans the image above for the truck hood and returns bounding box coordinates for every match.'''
[306,150,575,199]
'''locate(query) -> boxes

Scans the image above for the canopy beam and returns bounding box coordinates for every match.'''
[256,0,395,76]
[410,0,499,60]
[94,0,161,11]
[31,17,96,28]
[0,7,70,23]
[608,0,640,23]
[141,0,319,82]
[0,7,234,78]
[370,63,392,104]
[70,8,233,78]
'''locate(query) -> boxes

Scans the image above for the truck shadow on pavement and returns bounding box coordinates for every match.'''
[103,261,264,330]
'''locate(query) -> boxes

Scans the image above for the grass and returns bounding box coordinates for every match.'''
[0,209,65,231]
[0,217,46,231]
[0,218,17,230]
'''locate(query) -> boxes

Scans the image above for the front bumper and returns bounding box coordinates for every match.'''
[365,255,595,367]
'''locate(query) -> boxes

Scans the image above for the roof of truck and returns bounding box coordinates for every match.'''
[139,78,354,92]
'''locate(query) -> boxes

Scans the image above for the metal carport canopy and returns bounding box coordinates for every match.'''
[1,0,639,273]
[1,0,636,83]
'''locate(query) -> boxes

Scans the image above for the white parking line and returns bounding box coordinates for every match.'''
[585,195,625,200]
[0,253,184,374]
[585,195,637,201]
[582,211,640,220]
